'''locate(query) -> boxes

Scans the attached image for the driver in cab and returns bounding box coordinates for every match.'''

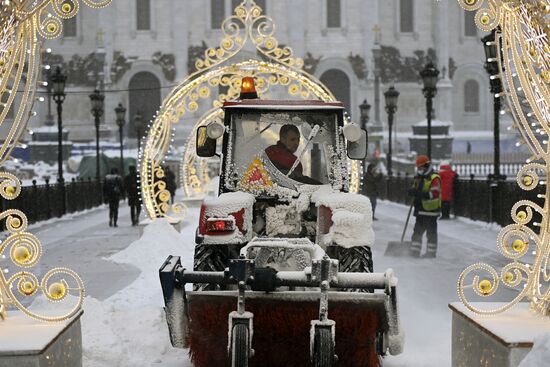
[265,124,319,184]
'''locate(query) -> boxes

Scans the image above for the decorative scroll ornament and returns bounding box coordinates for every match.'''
[140,0,360,219]
[0,0,111,165]
[457,0,550,316]
[0,173,84,321]
[0,0,110,321]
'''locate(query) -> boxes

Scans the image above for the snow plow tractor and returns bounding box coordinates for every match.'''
[160,83,403,366]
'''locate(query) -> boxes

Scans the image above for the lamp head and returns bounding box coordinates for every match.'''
[115,103,126,127]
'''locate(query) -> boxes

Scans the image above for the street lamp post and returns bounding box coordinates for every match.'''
[51,66,67,216]
[44,67,54,126]
[482,29,503,180]
[359,99,372,185]
[372,44,382,126]
[359,99,371,131]
[115,103,127,176]
[420,62,440,160]
[89,89,105,183]
[384,86,400,176]
[134,111,144,151]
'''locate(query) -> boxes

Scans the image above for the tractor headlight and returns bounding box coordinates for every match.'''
[206,122,225,139]
[343,123,361,142]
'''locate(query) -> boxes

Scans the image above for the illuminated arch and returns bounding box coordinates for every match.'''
[140,0,361,219]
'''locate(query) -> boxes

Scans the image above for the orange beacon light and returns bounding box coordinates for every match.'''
[239,76,258,99]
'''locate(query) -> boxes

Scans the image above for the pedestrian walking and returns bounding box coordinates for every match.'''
[103,168,123,227]
[408,155,441,258]
[439,161,458,219]
[164,166,177,204]
[364,162,382,220]
[124,165,141,226]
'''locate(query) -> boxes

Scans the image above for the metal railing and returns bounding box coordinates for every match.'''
[369,173,544,227]
[1,178,104,226]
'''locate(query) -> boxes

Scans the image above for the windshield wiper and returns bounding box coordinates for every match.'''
[286,124,321,178]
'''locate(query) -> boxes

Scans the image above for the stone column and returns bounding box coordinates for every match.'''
[433,0,453,122]
[172,0,189,82]
[287,0,306,58]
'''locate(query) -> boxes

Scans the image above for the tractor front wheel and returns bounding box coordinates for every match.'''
[313,327,335,367]
[231,324,250,367]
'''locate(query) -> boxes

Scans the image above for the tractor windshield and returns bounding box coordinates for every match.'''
[225,110,340,194]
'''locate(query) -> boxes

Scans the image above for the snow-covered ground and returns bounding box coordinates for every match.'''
[12,199,548,366]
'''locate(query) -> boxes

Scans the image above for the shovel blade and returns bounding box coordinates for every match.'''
[384,241,413,257]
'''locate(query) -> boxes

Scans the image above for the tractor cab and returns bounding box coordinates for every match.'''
[197,100,367,197]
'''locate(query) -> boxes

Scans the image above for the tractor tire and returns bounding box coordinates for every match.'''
[313,327,335,367]
[335,246,373,273]
[231,324,249,367]
[326,246,373,292]
[193,244,230,290]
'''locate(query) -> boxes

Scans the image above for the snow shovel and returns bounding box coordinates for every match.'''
[384,201,414,257]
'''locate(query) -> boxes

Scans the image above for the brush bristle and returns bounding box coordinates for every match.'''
[187,293,384,367]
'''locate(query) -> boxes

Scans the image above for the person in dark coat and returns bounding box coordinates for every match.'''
[364,162,382,220]
[103,168,123,227]
[438,162,458,219]
[124,165,141,226]
[408,155,441,258]
[164,166,177,204]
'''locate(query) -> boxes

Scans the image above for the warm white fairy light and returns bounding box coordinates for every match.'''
[140,0,360,219]
[457,0,550,317]
[0,0,111,322]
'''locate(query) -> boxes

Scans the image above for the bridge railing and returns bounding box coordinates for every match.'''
[1,178,104,226]
[370,173,544,227]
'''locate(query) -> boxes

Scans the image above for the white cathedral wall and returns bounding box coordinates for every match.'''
[28,0,491,146]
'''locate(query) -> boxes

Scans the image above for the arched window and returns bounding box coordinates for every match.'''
[400,0,414,33]
[136,0,151,30]
[327,0,341,28]
[464,79,480,113]
[320,69,351,114]
[464,10,477,37]
[129,72,161,138]
[211,0,225,29]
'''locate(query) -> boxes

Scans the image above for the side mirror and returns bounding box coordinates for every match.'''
[347,129,368,160]
[196,126,217,157]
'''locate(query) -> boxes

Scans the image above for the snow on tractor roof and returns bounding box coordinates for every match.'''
[223,99,345,110]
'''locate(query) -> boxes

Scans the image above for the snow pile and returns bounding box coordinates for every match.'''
[312,192,375,248]
[81,219,193,367]
[265,203,301,236]
[203,191,255,217]
[518,333,550,367]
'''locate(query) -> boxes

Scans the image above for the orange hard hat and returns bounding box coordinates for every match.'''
[415,155,430,167]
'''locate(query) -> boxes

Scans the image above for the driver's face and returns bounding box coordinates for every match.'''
[281,131,300,153]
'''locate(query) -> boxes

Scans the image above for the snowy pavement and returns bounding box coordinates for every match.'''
[15,199,527,366]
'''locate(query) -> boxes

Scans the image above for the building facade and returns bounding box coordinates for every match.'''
[28,0,493,149]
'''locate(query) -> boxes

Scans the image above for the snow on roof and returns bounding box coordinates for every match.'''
[223,99,345,110]
[414,119,453,127]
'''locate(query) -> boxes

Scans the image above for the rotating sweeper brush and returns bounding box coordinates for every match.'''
[160,243,403,367]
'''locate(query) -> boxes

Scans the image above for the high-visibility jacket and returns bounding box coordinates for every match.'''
[412,172,441,216]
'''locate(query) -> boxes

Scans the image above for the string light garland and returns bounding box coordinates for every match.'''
[0,0,112,322]
[140,0,360,219]
[457,0,550,316]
